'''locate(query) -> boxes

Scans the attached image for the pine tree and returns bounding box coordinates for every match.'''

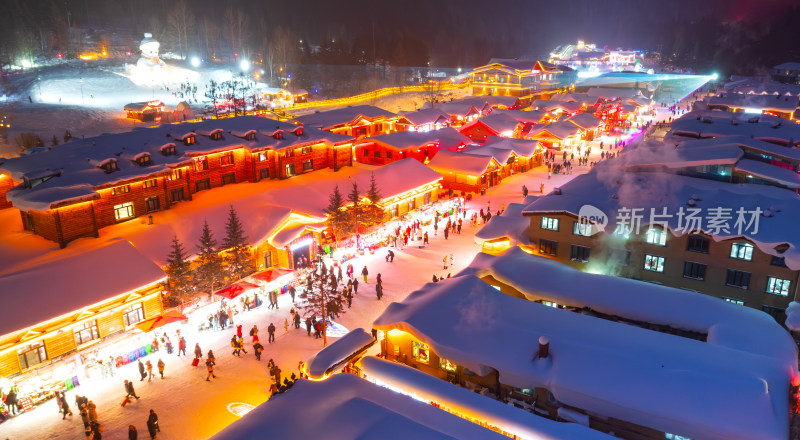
[222,205,255,281]
[165,235,194,308]
[195,220,225,297]
[362,172,385,227]
[51,135,59,146]
[298,270,347,346]
[63,129,72,143]
[324,185,347,247]
[343,181,362,237]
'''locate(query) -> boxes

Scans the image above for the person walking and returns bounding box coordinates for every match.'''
[254,341,264,361]
[157,359,165,379]
[194,343,202,360]
[361,266,368,283]
[293,312,301,329]
[125,380,140,400]
[284,317,289,333]
[138,359,147,381]
[206,357,217,381]
[444,226,449,240]
[353,278,359,294]
[231,335,240,356]
[250,325,259,342]
[56,391,72,419]
[236,324,243,338]
[146,409,160,439]
[423,231,429,245]
[87,400,98,424]
[306,317,313,336]
[268,322,276,343]
[178,337,186,356]
[128,425,138,440]
[443,255,449,270]
[289,286,296,303]
[146,360,155,382]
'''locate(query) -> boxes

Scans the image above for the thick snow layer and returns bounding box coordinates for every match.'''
[480,136,540,157]
[707,93,798,112]
[460,146,513,164]
[350,158,443,203]
[399,108,451,126]
[668,110,800,143]
[473,203,532,246]
[462,247,798,372]
[522,163,800,271]
[625,144,743,169]
[676,134,800,161]
[461,112,522,135]
[565,112,602,130]
[586,87,642,99]
[0,116,352,211]
[360,356,614,440]
[426,149,494,175]
[290,105,397,129]
[734,158,800,188]
[527,121,581,140]
[786,302,800,332]
[211,374,510,440]
[437,102,480,118]
[722,77,800,97]
[0,240,165,337]
[305,328,375,378]
[489,109,548,124]
[531,100,582,113]
[357,127,470,151]
[373,274,791,440]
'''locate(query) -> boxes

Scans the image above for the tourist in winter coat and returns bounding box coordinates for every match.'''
[79,403,90,427]
[236,324,243,338]
[254,342,264,361]
[147,409,160,439]
[231,335,240,356]
[361,266,369,283]
[206,359,217,381]
[268,323,276,343]
[250,325,259,342]
[128,425,138,440]
[194,343,202,360]
[124,380,140,399]
[57,391,72,419]
[87,400,98,423]
[146,360,155,382]
[353,278,359,294]
[178,337,186,356]
[305,317,312,336]
[138,360,147,381]
[293,312,301,329]
[423,231,429,245]
[157,359,165,378]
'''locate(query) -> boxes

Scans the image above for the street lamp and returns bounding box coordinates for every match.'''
[240,59,250,72]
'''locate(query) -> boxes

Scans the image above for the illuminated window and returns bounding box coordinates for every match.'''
[301,146,313,154]
[123,303,145,327]
[439,358,457,372]
[184,135,196,145]
[114,202,134,221]
[194,156,208,172]
[18,342,47,370]
[644,254,665,272]
[111,185,130,195]
[170,188,184,202]
[285,163,296,177]
[730,242,753,261]
[726,269,750,289]
[766,277,791,296]
[142,179,157,189]
[74,320,100,346]
[573,221,592,236]
[136,154,152,166]
[540,217,559,231]
[169,169,182,181]
[645,228,667,246]
[390,205,399,219]
[412,341,429,364]
[285,149,294,158]
[258,152,268,162]
[145,196,160,213]
[723,297,745,306]
[220,152,234,166]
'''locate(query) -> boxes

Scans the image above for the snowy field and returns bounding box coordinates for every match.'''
[0,163,583,440]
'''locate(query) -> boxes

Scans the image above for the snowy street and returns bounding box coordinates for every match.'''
[0,161,585,439]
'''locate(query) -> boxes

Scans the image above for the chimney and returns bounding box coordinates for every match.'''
[538,336,549,359]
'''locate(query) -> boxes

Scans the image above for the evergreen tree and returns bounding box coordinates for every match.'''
[204,80,220,118]
[323,185,347,247]
[195,220,225,297]
[165,235,193,308]
[298,270,347,346]
[222,205,255,281]
[51,135,59,146]
[63,129,72,143]
[361,172,385,227]
[343,181,362,236]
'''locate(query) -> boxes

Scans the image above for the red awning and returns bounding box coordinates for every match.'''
[251,268,294,283]
[134,311,188,333]
[213,281,261,299]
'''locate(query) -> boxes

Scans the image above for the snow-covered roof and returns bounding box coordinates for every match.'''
[210,374,510,440]
[358,127,470,151]
[426,150,495,175]
[550,93,599,106]
[522,163,800,270]
[774,62,800,71]
[707,94,798,113]
[531,100,582,113]
[360,356,615,440]
[460,112,521,135]
[667,110,800,144]
[351,158,442,203]
[373,263,793,440]
[483,59,570,72]
[305,328,375,379]
[735,158,800,188]
[455,95,520,109]
[0,240,166,338]
[487,109,547,125]
[290,105,397,129]
[676,134,800,161]
[527,120,581,140]
[0,116,352,211]
[722,77,800,97]
[481,136,540,157]
[437,102,480,118]
[399,108,451,126]
[473,201,532,246]
[565,112,602,130]
[624,144,743,169]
